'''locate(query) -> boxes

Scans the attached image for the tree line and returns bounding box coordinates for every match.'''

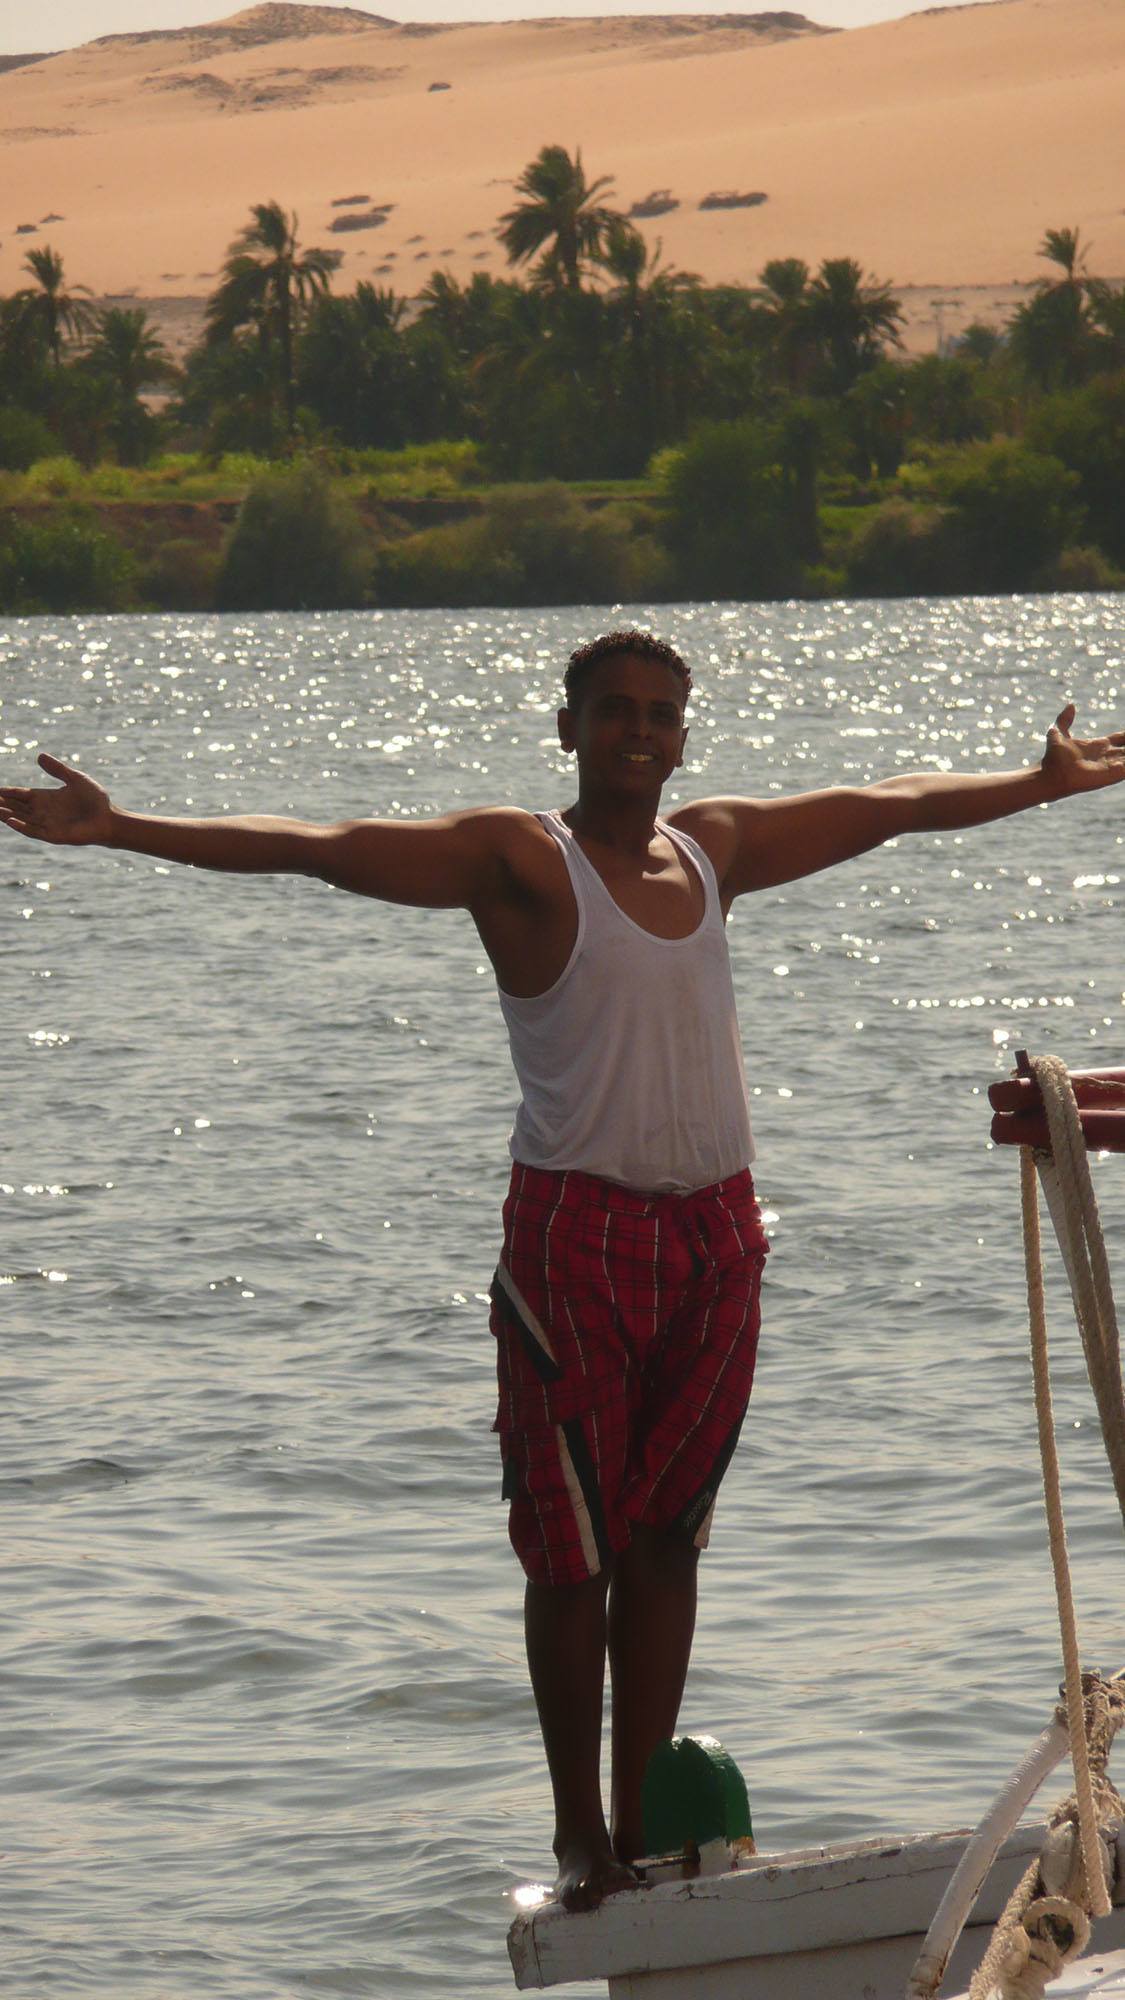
[1,144,1123,608]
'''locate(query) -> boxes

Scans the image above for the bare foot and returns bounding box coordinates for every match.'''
[554,1840,640,1913]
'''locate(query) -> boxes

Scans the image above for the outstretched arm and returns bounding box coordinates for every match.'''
[673,705,1125,900]
[0,753,519,909]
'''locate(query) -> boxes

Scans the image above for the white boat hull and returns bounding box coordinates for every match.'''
[509,1823,1125,1998]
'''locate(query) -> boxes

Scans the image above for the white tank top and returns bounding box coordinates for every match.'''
[498,811,754,1193]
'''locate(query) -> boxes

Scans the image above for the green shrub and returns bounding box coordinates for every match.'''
[1043,544,1125,592]
[147,453,195,485]
[87,464,133,498]
[1026,374,1125,563]
[23,455,86,498]
[908,438,1083,591]
[646,445,683,488]
[489,486,668,602]
[0,408,57,473]
[138,535,223,611]
[818,503,874,566]
[377,484,671,607]
[356,439,483,495]
[379,514,519,606]
[899,353,992,448]
[801,562,848,599]
[216,464,373,610]
[0,507,136,612]
[845,499,966,597]
[656,421,804,599]
[214,450,278,485]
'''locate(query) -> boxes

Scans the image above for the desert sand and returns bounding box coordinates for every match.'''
[1,0,1122,354]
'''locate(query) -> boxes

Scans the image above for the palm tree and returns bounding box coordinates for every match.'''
[16,245,94,366]
[845,361,910,480]
[473,281,607,474]
[498,145,619,292]
[956,322,1005,365]
[0,291,49,397]
[1005,229,1100,393]
[1037,226,1091,296]
[87,307,174,398]
[84,307,177,463]
[206,201,342,438]
[1006,224,1113,392]
[805,257,904,394]
[750,258,815,391]
[1008,287,1089,392]
[599,220,707,468]
[177,331,281,457]
[416,268,464,342]
[417,270,518,365]
[298,283,421,448]
[600,219,697,305]
[1088,279,1125,371]
[774,396,837,557]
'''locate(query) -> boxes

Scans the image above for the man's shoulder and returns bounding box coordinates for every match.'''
[459,805,566,906]
[667,797,773,900]
[453,804,551,849]
[665,796,742,866]
[667,795,768,827]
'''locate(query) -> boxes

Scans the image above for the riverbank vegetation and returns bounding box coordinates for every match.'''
[0,160,1123,613]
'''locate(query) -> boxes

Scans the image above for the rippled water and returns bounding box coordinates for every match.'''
[4,595,1125,2000]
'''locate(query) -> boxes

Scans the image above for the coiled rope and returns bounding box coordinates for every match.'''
[966,1053,1125,2000]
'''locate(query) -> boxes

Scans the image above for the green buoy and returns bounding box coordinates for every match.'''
[641,1734,754,1859]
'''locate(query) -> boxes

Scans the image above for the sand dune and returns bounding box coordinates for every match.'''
[1,0,1121,336]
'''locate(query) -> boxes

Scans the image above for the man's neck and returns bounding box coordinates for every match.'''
[563,787,665,855]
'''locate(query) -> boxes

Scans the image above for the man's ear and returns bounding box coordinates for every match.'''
[676,724,688,768]
[557,705,576,753]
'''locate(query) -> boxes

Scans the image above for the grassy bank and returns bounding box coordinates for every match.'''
[0,446,670,612]
[0,431,1121,616]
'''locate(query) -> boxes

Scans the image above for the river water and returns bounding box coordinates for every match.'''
[4,594,1125,2000]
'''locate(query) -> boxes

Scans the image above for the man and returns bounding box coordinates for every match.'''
[3,627,1124,1913]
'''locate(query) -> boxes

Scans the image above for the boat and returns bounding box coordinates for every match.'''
[509,1057,1125,2000]
[508,1821,1125,1997]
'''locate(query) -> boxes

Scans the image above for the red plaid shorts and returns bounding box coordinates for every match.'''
[490,1161,768,1587]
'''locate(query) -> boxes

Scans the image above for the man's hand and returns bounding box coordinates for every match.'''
[0,753,114,846]
[1042,703,1125,796]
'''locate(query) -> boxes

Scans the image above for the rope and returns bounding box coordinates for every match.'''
[1021,1143,1107,1918]
[1031,1060,1125,1529]
[967,1677,1124,2000]
[968,1053,1125,1999]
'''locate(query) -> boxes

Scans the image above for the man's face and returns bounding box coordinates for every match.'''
[557,654,688,792]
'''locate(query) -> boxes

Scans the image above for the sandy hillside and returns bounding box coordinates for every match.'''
[1,0,1122,345]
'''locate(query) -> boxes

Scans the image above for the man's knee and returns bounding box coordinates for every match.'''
[622,1522,701,1575]
[526,1568,612,1614]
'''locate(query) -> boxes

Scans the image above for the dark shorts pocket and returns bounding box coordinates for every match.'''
[490,1264,563,1385]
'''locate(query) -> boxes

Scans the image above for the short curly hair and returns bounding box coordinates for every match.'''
[563,629,692,711]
